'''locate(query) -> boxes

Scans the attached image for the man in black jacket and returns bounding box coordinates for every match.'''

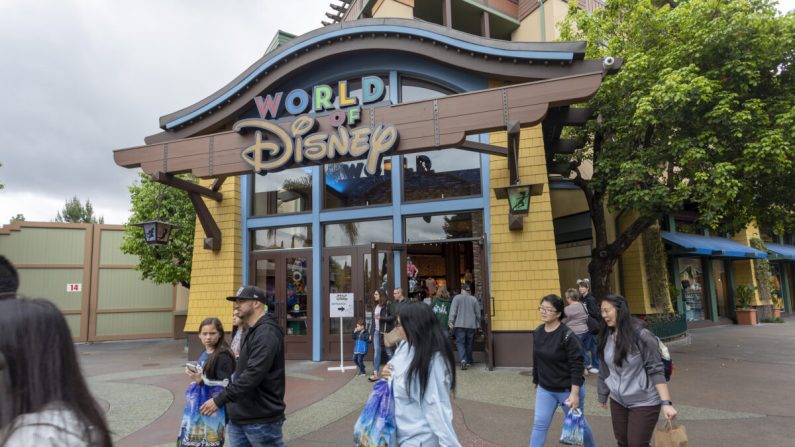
[200,285,286,446]
[577,278,601,374]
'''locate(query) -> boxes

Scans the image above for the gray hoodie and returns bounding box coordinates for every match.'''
[597,325,666,408]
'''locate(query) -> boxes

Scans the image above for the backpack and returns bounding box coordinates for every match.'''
[636,328,674,382]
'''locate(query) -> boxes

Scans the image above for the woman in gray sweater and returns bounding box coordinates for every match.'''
[597,295,677,447]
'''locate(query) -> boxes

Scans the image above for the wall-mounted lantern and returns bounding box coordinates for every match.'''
[494,183,544,230]
[132,220,177,245]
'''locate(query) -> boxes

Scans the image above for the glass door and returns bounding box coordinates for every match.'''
[251,251,312,359]
[324,249,358,360]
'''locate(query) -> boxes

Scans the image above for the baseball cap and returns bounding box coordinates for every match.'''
[226,286,268,303]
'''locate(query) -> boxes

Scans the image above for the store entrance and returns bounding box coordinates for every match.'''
[404,237,492,367]
[323,245,394,360]
[250,250,312,359]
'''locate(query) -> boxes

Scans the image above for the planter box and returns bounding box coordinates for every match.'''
[736,309,758,325]
[772,308,782,319]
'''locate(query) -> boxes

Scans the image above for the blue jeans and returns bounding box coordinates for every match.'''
[584,332,600,369]
[454,327,475,365]
[372,330,382,374]
[529,385,595,447]
[352,353,366,374]
[577,333,595,368]
[227,419,285,447]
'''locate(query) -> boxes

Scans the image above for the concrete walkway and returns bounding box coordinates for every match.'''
[79,317,795,446]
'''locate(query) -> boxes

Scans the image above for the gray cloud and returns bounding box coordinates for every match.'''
[0,0,327,223]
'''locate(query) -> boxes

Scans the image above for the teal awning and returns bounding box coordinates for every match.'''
[661,231,768,259]
[766,242,795,261]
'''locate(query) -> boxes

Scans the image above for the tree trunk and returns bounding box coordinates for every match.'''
[588,251,618,299]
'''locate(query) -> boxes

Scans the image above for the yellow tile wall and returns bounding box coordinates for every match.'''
[184,177,242,332]
[489,124,561,331]
[618,213,655,314]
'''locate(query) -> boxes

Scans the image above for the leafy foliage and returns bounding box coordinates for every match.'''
[559,0,795,296]
[10,214,24,223]
[120,173,196,287]
[735,284,756,309]
[55,196,104,224]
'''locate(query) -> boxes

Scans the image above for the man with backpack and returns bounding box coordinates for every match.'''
[577,278,600,374]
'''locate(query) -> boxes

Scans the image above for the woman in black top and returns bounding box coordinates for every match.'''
[187,317,235,383]
[529,294,595,447]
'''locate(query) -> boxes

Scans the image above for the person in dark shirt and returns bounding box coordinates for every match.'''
[529,294,596,447]
[200,286,286,447]
[0,256,19,300]
[578,278,601,373]
[186,317,235,383]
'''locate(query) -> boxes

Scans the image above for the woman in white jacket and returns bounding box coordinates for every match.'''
[382,302,460,446]
[0,299,112,447]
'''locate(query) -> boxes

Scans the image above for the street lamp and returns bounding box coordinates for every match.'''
[132,220,176,245]
[494,183,544,215]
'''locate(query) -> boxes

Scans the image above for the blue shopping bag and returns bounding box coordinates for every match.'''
[353,379,397,447]
[177,382,226,447]
[560,408,584,445]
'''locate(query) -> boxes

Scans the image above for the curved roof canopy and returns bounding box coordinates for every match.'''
[146,18,612,144]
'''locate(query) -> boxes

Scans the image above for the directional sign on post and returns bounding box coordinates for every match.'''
[329,293,354,318]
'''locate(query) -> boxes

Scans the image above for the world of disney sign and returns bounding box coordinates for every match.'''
[234,76,399,176]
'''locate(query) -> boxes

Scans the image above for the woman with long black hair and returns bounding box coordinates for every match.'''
[382,302,460,446]
[597,294,677,447]
[0,298,112,446]
[186,317,235,384]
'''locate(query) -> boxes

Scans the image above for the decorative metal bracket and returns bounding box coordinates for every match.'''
[151,172,223,251]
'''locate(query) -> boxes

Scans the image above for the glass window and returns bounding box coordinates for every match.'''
[252,168,312,216]
[402,149,481,201]
[405,212,483,242]
[400,77,481,202]
[324,220,393,247]
[324,159,392,209]
[252,225,312,250]
[678,257,706,321]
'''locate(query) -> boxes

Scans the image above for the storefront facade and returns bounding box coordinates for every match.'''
[114,15,616,366]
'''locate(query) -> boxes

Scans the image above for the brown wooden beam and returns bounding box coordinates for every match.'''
[547,139,583,155]
[210,176,227,192]
[458,140,509,157]
[114,72,605,179]
[507,120,521,185]
[544,107,594,126]
[187,192,222,251]
[151,172,223,202]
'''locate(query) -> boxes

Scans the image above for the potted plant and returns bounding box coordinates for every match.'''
[735,284,758,325]
[771,295,783,319]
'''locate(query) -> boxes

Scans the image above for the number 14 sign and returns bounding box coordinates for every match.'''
[66,283,82,292]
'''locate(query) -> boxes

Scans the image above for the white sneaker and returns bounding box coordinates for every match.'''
[588,367,599,374]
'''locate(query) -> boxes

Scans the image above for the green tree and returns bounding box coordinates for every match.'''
[10,214,24,223]
[55,196,104,223]
[559,0,795,298]
[120,173,196,288]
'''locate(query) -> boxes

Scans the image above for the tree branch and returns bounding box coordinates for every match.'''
[607,216,655,259]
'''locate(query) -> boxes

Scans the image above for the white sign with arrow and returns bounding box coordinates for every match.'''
[328,293,357,372]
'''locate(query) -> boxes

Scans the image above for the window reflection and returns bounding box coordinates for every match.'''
[400,77,481,201]
[405,212,483,242]
[324,220,393,247]
[252,168,312,216]
[324,159,392,209]
[253,226,312,250]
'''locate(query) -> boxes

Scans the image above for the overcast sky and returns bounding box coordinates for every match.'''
[1,0,793,225]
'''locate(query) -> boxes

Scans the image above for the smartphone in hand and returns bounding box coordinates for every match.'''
[185,362,201,373]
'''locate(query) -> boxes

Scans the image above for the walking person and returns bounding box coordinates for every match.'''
[200,286,286,447]
[352,318,369,376]
[369,289,391,381]
[0,298,112,446]
[561,288,596,374]
[578,278,601,374]
[448,284,480,370]
[186,317,235,384]
[529,294,596,447]
[381,303,461,446]
[597,294,677,447]
[430,285,452,337]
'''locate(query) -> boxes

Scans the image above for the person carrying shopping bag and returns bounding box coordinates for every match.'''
[529,294,596,447]
[597,294,678,447]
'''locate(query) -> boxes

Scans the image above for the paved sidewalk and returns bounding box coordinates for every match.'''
[80,317,795,446]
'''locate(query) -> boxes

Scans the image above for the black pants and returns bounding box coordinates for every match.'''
[609,399,660,447]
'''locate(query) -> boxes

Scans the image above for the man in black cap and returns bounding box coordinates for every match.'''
[200,285,286,446]
[0,256,19,300]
